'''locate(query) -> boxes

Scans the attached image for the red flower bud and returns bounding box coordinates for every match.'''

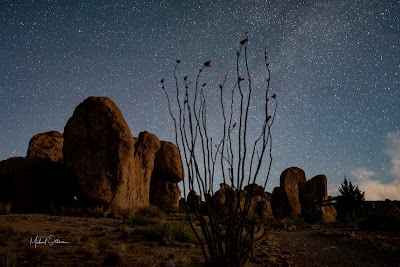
[240,38,248,46]
[204,60,212,67]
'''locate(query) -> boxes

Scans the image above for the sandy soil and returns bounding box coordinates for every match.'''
[0,214,399,266]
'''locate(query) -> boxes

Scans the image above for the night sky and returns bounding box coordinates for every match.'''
[1,0,399,200]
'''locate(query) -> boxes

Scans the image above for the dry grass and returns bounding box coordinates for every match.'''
[0,212,204,266]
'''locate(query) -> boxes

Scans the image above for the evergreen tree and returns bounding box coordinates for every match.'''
[335,176,365,218]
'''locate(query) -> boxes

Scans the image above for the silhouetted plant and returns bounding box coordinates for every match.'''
[161,34,277,266]
[335,176,365,221]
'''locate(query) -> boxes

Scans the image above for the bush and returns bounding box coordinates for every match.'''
[153,196,177,214]
[124,214,159,227]
[136,221,197,245]
[136,206,165,219]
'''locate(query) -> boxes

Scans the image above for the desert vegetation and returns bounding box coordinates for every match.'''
[161,34,277,266]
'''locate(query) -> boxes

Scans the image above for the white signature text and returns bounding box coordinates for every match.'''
[30,235,70,248]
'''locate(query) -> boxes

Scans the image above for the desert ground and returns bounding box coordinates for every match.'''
[0,211,399,267]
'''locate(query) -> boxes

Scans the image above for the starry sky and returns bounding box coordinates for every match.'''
[1,0,399,200]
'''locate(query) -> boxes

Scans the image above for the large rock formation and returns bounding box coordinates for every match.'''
[301,175,328,219]
[279,167,306,217]
[208,183,274,222]
[63,96,160,212]
[27,131,63,163]
[271,167,337,223]
[150,141,183,208]
[301,175,336,223]
[0,157,78,212]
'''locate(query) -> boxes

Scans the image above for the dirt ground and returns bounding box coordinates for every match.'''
[0,214,399,266]
[274,227,400,267]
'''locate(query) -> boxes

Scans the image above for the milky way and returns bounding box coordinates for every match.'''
[1,0,399,199]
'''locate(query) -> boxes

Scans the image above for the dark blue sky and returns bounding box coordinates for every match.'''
[1,0,399,199]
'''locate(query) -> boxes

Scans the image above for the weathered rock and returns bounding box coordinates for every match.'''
[209,183,274,222]
[27,131,63,163]
[280,167,306,217]
[150,141,183,208]
[320,205,337,224]
[244,183,265,196]
[150,179,181,208]
[63,96,161,212]
[0,157,79,212]
[244,184,274,222]
[301,174,327,220]
[301,174,337,223]
[187,190,201,211]
[152,141,183,183]
[211,183,232,209]
[247,194,275,222]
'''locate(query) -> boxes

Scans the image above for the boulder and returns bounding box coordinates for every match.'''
[150,141,183,208]
[27,131,63,163]
[301,175,328,220]
[280,167,306,217]
[209,183,274,222]
[244,183,265,196]
[187,190,201,211]
[301,175,337,223]
[320,205,337,224]
[63,96,160,212]
[0,157,79,212]
[211,183,232,209]
[151,141,183,183]
[243,184,274,222]
[150,179,181,208]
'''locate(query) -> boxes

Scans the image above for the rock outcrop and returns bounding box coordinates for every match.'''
[301,175,337,223]
[279,167,306,217]
[271,167,337,223]
[63,96,160,212]
[150,141,183,208]
[0,157,78,212]
[27,131,63,163]
[207,183,274,222]
[301,175,328,219]
[186,190,201,211]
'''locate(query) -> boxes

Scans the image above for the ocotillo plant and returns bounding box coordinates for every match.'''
[161,34,278,266]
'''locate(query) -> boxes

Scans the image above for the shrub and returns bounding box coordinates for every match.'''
[136,221,197,245]
[153,196,177,214]
[137,206,165,219]
[124,214,159,227]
